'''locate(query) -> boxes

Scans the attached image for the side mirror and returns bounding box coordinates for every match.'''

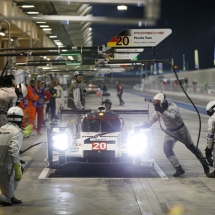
[98,106,105,111]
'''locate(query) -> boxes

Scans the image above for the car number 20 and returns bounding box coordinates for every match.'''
[92,142,107,150]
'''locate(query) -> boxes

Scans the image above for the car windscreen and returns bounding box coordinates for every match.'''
[82,117,121,132]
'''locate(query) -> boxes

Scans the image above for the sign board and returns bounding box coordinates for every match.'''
[107,29,172,47]
[111,48,143,60]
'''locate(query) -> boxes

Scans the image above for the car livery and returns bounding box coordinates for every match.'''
[46,107,154,169]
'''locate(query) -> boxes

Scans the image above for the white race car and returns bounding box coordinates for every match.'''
[46,107,154,169]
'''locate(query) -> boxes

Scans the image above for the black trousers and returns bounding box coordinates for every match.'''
[46,100,56,120]
[117,93,124,105]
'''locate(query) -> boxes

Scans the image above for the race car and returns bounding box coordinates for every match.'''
[85,84,101,94]
[46,107,154,169]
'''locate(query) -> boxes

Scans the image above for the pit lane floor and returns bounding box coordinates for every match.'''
[2,89,215,215]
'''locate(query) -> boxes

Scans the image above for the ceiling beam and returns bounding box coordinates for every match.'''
[9,0,148,4]
[1,15,155,26]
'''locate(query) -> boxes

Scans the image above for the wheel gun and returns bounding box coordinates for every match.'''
[145,97,161,105]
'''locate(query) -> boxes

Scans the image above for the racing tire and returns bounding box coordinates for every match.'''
[134,156,141,166]
[59,156,66,165]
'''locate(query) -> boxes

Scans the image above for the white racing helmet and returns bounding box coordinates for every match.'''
[153,93,168,110]
[206,101,215,116]
[7,106,24,122]
[74,71,83,78]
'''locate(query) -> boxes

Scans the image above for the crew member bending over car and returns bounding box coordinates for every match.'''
[67,71,84,139]
[0,107,24,206]
[102,99,112,111]
[205,101,215,178]
[135,93,209,177]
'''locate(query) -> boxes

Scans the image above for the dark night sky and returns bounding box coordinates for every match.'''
[91,0,215,70]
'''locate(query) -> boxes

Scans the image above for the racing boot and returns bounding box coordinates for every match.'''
[206,170,215,178]
[186,144,210,174]
[173,165,185,177]
[11,197,22,204]
[198,158,210,175]
[0,201,12,206]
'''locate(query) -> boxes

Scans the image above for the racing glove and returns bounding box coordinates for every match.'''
[13,163,22,181]
[154,105,164,113]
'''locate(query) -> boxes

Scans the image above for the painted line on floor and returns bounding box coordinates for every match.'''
[38,167,50,179]
[154,161,169,179]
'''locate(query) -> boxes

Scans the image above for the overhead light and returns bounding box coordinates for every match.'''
[89,27,92,31]
[58,45,65,47]
[68,56,74,60]
[42,28,52,31]
[47,58,50,61]
[21,5,34,8]
[40,25,49,28]
[49,35,57,38]
[62,50,67,52]
[36,22,46,24]
[43,56,47,59]
[117,5,127,10]
[27,11,39,14]
[0,32,5,36]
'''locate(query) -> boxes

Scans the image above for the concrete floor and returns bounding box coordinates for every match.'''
[1,88,215,215]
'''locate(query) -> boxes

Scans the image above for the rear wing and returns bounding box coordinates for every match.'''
[60,108,149,122]
[60,109,148,115]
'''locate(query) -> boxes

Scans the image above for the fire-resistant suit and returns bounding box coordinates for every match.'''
[26,85,38,129]
[54,84,64,116]
[67,81,84,139]
[139,100,209,176]
[0,88,17,127]
[0,123,23,204]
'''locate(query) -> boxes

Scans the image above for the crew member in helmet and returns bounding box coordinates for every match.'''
[0,107,24,206]
[67,71,84,138]
[0,76,27,127]
[102,99,112,111]
[205,101,215,178]
[135,93,209,177]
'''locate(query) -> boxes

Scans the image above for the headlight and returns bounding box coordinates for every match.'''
[52,133,69,151]
[127,133,148,155]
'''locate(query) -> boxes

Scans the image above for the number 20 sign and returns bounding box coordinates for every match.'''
[92,142,107,150]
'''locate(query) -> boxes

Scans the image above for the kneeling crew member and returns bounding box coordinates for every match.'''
[0,107,24,206]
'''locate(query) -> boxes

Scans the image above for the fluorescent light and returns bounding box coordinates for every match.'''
[49,35,57,38]
[36,22,46,24]
[117,5,127,10]
[68,56,74,60]
[42,28,52,31]
[62,50,67,52]
[40,25,49,28]
[58,45,65,47]
[0,32,5,36]
[22,5,34,8]
[27,11,39,14]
